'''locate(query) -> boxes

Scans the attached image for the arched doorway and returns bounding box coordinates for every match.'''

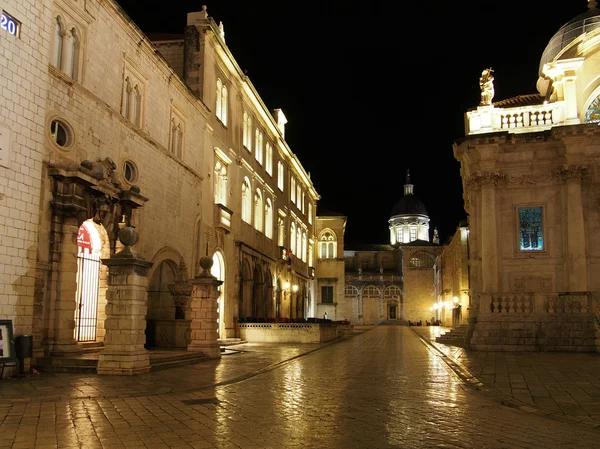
[74,220,102,342]
[211,251,225,338]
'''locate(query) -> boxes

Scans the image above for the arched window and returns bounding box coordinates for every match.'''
[216,78,228,125]
[277,216,285,246]
[290,222,296,253]
[52,17,63,68]
[216,79,222,121]
[302,231,307,262]
[265,143,273,175]
[69,27,80,80]
[214,161,227,205]
[254,189,263,232]
[296,226,302,259]
[408,252,435,269]
[265,199,273,239]
[255,129,263,165]
[243,112,251,149]
[319,230,337,259]
[241,178,252,223]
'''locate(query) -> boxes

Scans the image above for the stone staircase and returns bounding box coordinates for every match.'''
[435,324,471,348]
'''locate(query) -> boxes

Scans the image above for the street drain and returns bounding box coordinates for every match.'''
[182,398,220,406]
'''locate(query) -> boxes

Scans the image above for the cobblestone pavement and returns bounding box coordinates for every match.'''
[0,326,599,448]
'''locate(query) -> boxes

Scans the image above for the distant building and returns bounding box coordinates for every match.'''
[316,172,441,325]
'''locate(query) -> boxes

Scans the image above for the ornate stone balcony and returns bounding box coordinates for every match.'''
[466,101,566,135]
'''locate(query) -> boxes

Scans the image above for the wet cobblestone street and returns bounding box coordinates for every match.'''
[1,326,598,448]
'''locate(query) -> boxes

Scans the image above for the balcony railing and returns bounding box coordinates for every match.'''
[466,101,565,135]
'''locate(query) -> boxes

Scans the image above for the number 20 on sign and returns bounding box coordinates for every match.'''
[1,11,20,37]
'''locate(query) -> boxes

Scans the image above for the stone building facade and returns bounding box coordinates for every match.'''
[455,1,600,351]
[433,222,470,327]
[0,1,319,376]
[317,174,441,326]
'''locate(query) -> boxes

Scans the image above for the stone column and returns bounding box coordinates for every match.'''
[560,165,588,291]
[48,212,82,354]
[481,184,498,293]
[97,227,152,375]
[188,256,222,358]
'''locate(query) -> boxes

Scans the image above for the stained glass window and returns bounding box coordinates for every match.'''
[585,95,600,123]
[519,207,544,251]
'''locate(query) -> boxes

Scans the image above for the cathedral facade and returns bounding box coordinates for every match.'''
[455,0,600,351]
[315,173,442,325]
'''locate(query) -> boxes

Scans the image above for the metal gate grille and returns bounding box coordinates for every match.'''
[75,251,100,342]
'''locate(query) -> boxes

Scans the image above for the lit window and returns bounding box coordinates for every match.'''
[277,215,285,246]
[409,252,434,269]
[296,184,301,208]
[255,129,263,165]
[319,230,337,259]
[410,228,417,242]
[265,143,273,175]
[308,243,313,267]
[243,112,252,150]
[308,203,313,224]
[519,207,544,251]
[216,78,228,125]
[290,222,296,253]
[291,177,296,203]
[254,189,263,232]
[302,231,307,262]
[214,160,228,205]
[265,199,273,238]
[241,178,252,223]
[277,162,284,191]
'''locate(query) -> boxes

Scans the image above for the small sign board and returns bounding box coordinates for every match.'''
[0,320,16,363]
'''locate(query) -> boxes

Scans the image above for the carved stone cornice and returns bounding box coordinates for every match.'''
[554,164,587,181]
[464,170,507,189]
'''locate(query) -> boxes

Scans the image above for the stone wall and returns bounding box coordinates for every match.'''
[0,0,51,336]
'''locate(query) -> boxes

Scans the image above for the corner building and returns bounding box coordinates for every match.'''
[0,1,318,375]
[455,0,600,351]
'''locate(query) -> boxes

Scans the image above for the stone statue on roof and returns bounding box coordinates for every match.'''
[479,68,495,106]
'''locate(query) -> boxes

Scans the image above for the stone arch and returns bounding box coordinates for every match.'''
[211,250,226,337]
[253,261,265,318]
[264,268,275,318]
[240,257,253,319]
[74,219,110,342]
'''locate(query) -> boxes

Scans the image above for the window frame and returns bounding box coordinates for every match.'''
[515,204,547,255]
[321,286,334,304]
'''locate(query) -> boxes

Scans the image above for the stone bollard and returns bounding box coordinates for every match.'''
[188,255,222,358]
[97,227,153,375]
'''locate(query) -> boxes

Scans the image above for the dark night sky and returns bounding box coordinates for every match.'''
[116,0,585,245]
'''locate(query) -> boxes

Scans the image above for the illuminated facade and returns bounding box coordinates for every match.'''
[0,1,318,376]
[455,0,600,351]
[389,170,430,245]
[316,173,440,325]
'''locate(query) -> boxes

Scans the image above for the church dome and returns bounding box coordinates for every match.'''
[539,2,600,76]
[390,195,428,217]
[390,170,428,217]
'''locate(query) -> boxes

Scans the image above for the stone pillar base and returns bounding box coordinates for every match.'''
[188,343,221,359]
[97,350,150,375]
